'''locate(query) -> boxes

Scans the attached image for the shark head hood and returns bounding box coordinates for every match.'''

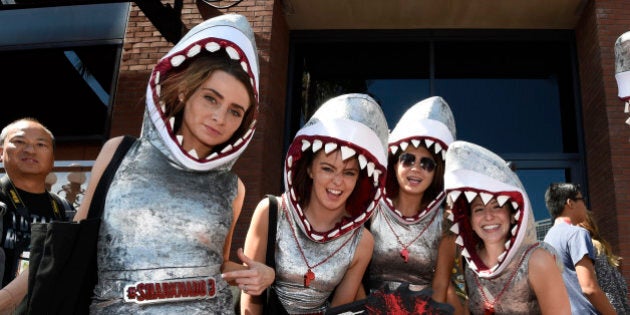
[384,96,456,222]
[615,31,630,127]
[142,13,259,172]
[283,93,389,242]
[443,141,537,278]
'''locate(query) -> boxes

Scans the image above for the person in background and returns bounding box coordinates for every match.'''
[72,14,273,314]
[444,141,570,314]
[0,118,73,312]
[362,96,465,314]
[543,182,616,315]
[240,93,389,314]
[579,210,630,314]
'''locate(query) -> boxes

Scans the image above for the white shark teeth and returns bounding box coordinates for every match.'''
[312,139,323,153]
[205,42,220,52]
[287,170,292,185]
[461,247,470,258]
[169,117,175,130]
[373,170,381,186]
[625,101,629,113]
[155,71,161,85]
[206,152,217,161]
[425,139,434,149]
[514,209,522,221]
[219,144,232,154]
[226,46,240,60]
[358,154,368,170]
[496,195,510,207]
[340,146,356,161]
[374,189,381,200]
[233,137,244,148]
[287,156,293,168]
[448,190,462,204]
[241,61,248,73]
[389,145,399,155]
[411,139,421,148]
[250,78,255,90]
[498,251,507,262]
[479,192,493,205]
[244,128,253,139]
[301,139,311,151]
[296,204,304,217]
[511,224,518,236]
[176,135,184,145]
[504,240,511,250]
[399,141,409,151]
[187,44,201,57]
[327,229,340,238]
[355,212,366,223]
[626,116,630,126]
[367,162,375,177]
[468,260,478,271]
[450,222,459,234]
[188,148,199,159]
[455,235,464,246]
[290,187,296,201]
[311,234,324,241]
[511,201,519,210]
[434,143,442,154]
[441,150,446,161]
[447,211,455,222]
[324,142,337,154]
[464,191,478,203]
[170,55,186,67]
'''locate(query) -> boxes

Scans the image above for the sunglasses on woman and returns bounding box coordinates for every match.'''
[398,153,436,172]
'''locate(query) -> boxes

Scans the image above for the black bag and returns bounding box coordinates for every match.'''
[24,135,136,315]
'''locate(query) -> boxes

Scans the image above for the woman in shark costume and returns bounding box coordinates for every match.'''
[241,93,389,314]
[73,14,272,314]
[365,96,463,311]
[443,141,570,314]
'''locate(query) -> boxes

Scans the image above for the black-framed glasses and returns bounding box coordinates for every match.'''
[573,196,588,203]
[398,153,436,172]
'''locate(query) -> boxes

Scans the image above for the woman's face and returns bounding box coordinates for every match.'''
[179,70,250,158]
[395,146,435,196]
[470,197,513,246]
[307,150,360,213]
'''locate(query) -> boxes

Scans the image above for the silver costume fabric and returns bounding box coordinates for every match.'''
[444,141,561,313]
[273,194,363,314]
[465,242,557,315]
[91,138,236,314]
[89,13,260,314]
[368,199,444,291]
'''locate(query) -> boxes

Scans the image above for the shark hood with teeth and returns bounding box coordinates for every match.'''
[615,31,630,127]
[443,141,537,278]
[384,96,456,222]
[142,13,259,172]
[284,93,389,243]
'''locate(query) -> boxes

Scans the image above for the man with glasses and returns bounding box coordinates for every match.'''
[543,183,615,315]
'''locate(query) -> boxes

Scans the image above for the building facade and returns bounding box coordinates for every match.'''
[1,0,629,294]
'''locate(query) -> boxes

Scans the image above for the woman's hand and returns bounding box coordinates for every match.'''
[222,248,275,296]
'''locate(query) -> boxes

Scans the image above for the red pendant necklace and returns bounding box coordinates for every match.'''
[472,243,538,314]
[382,205,438,263]
[282,197,359,287]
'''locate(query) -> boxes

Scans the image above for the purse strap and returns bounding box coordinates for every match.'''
[87,135,136,220]
[265,194,278,268]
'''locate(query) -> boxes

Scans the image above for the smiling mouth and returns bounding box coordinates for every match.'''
[327,188,342,196]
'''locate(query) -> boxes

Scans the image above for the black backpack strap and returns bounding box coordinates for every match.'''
[265,194,278,269]
[49,193,73,221]
[87,135,136,220]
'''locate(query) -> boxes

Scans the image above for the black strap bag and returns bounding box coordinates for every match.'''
[23,135,136,315]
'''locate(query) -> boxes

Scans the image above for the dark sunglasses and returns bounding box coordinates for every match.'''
[398,153,436,172]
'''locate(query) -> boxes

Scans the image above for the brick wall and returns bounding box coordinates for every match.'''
[576,0,630,290]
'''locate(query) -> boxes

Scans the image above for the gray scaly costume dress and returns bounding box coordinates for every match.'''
[444,141,561,315]
[89,13,260,314]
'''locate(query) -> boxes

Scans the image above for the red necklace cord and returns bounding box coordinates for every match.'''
[472,243,539,315]
[382,205,439,263]
[282,196,359,288]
